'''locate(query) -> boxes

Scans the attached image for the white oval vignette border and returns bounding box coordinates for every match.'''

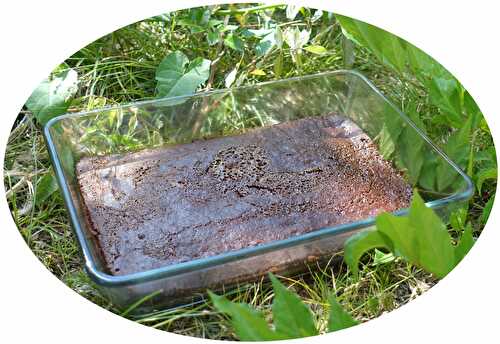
[0,1,499,343]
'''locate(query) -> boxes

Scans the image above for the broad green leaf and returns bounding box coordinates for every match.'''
[437,115,472,191]
[336,14,406,72]
[26,68,78,125]
[224,33,245,52]
[344,227,391,276]
[346,192,460,279]
[398,109,425,184]
[476,167,497,194]
[178,8,211,33]
[336,14,468,129]
[427,76,464,127]
[155,51,189,94]
[418,151,439,190]
[454,223,474,265]
[407,47,465,128]
[304,45,327,55]
[207,28,220,46]
[255,30,276,56]
[406,192,456,277]
[155,51,211,98]
[375,213,418,262]
[269,274,318,338]
[35,171,59,206]
[209,291,284,341]
[327,295,359,332]
[377,109,404,159]
[450,207,468,231]
[376,192,456,278]
[463,91,482,128]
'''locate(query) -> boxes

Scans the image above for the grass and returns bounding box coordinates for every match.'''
[4,4,494,340]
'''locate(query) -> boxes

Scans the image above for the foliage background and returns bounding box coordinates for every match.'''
[4,3,496,340]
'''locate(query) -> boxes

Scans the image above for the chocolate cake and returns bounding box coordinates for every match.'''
[76,114,412,275]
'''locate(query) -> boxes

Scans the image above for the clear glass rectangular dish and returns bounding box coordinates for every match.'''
[43,70,473,311]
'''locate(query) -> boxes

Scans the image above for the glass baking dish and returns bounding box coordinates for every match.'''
[43,70,473,311]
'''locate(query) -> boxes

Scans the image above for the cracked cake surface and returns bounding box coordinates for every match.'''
[76,114,412,275]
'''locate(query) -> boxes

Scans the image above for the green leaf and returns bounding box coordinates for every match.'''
[426,76,464,127]
[377,108,404,159]
[450,207,468,231]
[398,109,425,184]
[209,291,284,341]
[336,14,468,129]
[463,91,482,128]
[377,192,456,278]
[304,45,327,55]
[35,171,59,206]
[269,274,318,338]
[336,14,406,72]
[437,115,473,191]
[454,223,474,265]
[481,196,494,225]
[408,194,456,276]
[375,214,417,261]
[344,227,391,276]
[155,51,211,98]
[178,8,211,33]
[255,30,276,56]
[155,51,189,93]
[26,68,78,125]
[418,151,439,190]
[372,249,396,266]
[207,28,220,46]
[476,167,497,194]
[345,191,460,279]
[327,295,359,332]
[224,33,245,52]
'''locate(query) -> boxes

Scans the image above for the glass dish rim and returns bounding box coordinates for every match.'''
[43,69,474,287]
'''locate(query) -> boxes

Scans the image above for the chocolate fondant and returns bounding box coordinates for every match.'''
[76,115,412,275]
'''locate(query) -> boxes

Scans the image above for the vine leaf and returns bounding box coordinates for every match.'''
[155,51,211,98]
[25,68,78,125]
